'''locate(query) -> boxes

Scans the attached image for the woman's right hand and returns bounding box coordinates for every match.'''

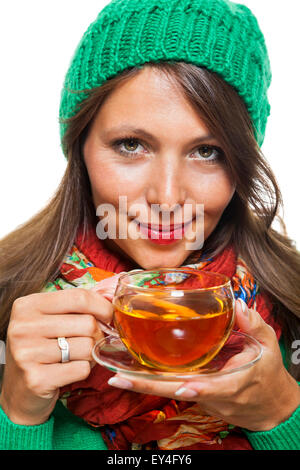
[0,288,114,426]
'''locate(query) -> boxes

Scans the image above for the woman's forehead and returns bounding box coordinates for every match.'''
[91,68,213,139]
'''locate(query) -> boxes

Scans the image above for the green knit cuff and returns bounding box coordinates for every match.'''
[242,403,300,450]
[0,405,54,450]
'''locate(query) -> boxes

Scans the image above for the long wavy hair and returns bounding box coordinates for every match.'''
[0,61,299,379]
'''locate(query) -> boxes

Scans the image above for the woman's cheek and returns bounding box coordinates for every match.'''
[89,160,148,206]
[196,176,235,235]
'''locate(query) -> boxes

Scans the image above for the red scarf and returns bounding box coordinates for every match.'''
[53,225,281,450]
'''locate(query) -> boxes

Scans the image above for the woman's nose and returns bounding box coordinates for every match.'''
[146,154,186,210]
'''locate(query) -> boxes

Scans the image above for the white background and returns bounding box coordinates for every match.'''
[0,1,299,248]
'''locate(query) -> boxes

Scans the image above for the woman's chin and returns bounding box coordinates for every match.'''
[125,245,193,270]
[104,235,198,270]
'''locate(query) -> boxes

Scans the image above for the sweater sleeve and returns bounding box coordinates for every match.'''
[0,400,108,450]
[242,404,300,450]
[0,405,55,450]
[241,337,300,450]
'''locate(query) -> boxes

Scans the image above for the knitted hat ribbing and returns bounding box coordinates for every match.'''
[59,0,272,153]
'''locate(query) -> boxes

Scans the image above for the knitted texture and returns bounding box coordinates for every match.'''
[0,405,54,450]
[59,0,272,154]
[0,401,108,450]
[243,399,300,450]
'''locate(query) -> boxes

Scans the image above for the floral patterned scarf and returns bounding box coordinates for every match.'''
[43,225,281,450]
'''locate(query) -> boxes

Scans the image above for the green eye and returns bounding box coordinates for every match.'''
[123,139,139,152]
[191,145,223,163]
[199,146,214,158]
[112,137,144,158]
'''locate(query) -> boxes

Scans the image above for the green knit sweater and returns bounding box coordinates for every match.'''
[0,340,299,450]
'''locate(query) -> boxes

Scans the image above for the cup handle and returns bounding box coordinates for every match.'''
[94,269,144,338]
[96,319,119,338]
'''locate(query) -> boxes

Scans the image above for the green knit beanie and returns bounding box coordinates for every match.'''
[59,0,271,154]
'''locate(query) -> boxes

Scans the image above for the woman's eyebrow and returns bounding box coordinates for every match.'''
[102,126,217,145]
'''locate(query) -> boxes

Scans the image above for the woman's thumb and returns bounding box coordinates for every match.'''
[235,298,277,345]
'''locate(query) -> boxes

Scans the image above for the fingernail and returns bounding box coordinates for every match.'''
[108,376,133,389]
[239,298,249,316]
[174,387,198,398]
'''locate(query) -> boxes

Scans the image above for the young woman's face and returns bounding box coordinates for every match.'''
[83,67,235,269]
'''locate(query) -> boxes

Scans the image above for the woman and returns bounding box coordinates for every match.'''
[0,0,299,450]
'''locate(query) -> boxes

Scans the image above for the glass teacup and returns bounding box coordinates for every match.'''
[99,268,235,372]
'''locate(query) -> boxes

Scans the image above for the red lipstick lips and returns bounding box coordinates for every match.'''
[137,220,193,245]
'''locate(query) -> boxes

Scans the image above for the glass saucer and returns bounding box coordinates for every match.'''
[92,330,263,381]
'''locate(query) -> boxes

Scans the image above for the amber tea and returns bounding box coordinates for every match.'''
[113,287,234,371]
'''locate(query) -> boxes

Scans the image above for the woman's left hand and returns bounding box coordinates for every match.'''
[107,299,300,432]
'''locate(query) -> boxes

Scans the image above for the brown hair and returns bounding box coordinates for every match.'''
[0,61,299,379]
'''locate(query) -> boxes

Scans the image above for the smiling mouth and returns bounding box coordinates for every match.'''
[135,220,193,232]
[125,217,197,245]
